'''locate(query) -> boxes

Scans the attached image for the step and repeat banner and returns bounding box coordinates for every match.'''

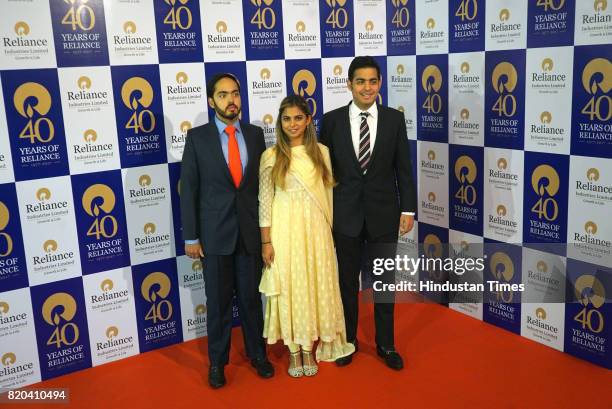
[0,0,610,389]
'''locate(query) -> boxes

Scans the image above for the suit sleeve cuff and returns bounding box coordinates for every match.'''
[185,239,200,245]
[401,212,415,216]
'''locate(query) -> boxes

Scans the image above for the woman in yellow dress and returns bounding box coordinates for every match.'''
[259,95,355,377]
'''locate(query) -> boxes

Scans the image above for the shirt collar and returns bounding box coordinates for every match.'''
[214,115,242,136]
[349,101,378,120]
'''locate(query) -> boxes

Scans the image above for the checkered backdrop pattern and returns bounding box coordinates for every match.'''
[0,0,610,388]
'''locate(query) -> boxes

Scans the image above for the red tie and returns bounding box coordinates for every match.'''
[225,124,242,188]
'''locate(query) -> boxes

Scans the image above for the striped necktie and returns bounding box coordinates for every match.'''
[358,112,371,174]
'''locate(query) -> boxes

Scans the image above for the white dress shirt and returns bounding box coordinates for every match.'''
[349,101,414,217]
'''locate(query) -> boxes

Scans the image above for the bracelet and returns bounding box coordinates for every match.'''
[262,241,271,245]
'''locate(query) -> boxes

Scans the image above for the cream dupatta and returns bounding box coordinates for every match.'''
[258,144,333,297]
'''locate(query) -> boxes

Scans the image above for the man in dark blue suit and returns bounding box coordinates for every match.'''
[180,73,273,388]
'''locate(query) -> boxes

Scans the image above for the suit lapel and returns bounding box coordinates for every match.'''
[208,122,233,184]
[238,122,255,190]
[367,104,385,171]
[341,103,362,174]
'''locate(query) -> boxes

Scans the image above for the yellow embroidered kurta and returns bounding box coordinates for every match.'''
[258,143,354,362]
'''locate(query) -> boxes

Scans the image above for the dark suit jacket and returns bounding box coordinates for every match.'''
[319,103,417,238]
[180,121,266,255]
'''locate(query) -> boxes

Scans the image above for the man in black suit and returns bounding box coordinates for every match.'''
[180,73,273,388]
[319,56,417,370]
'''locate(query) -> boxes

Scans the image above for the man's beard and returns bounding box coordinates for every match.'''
[215,104,241,121]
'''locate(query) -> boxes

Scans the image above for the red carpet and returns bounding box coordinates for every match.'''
[11,302,611,409]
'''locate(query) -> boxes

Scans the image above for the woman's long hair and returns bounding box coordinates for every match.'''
[271,95,334,189]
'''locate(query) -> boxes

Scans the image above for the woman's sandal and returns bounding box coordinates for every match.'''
[288,350,304,378]
[302,350,318,377]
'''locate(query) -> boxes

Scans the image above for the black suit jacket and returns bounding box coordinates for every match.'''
[319,103,417,238]
[180,121,266,255]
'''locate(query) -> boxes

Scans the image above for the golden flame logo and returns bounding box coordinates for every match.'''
[195,304,207,314]
[497,158,507,170]
[365,21,374,31]
[594,0,607,12]
[537,260,548,273]
[421,65,442,93]
[216,21,227,33]
[0,301,9,314]
[398,106,405,112]
[106,326,119,339]
[326,0,347,7]
[424,234,442,258]
[260,68,271,80]
[428,192,436,202]
[531,164,560,197]
[499,9,510,22]
[100,279,114,292]
[144,223,156,235]
[454,155,477,184]
[82,184,116,217]
[492,62,518,94]
[141,272,171,303]
[333,65,343,76]
[428,150,436,160]
[541,58,554,72]
[292,70,317,116]
[460,108,469,120]
[460,241,469,251]
[540,111,552,124]
[263,114,273,125]
[392,0,408,6]
[585,221,598,235]
[83,129,97,143]
[395,64,405,75]
[37,188,51,202]
[123,21,136,34]
[192,260,203,272]
[42,292,77,326]
[497,204,507,216]
[490,252,514,281]
[0,202,10,231]
[78,76,92,90]
[251,0,274,6]
[2,353,16,366]
[460,62,470,74]
[180,121,192,134]
[574,275,605,308]
[581,58,611,95]
[587,168,599,181]
[13,82,52,119]
[176,72,188,85]
[536,307,547,320]
[426,18,435,29]
[121,77,154,110]
[14,21,30,36]
[296,21,306,32]
[139,174,151,187]
[43,239,58,253]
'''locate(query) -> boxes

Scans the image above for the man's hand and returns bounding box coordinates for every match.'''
[185,242,204,259]
[399,214,414,235]
[262,243,275,267]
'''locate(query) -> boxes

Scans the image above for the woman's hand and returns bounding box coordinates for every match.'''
[262,243,275,267]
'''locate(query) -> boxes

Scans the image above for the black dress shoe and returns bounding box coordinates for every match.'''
[208,365,226,388]
[376,346,404,370]
[251,357,274,378]
[335,340,358,367]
